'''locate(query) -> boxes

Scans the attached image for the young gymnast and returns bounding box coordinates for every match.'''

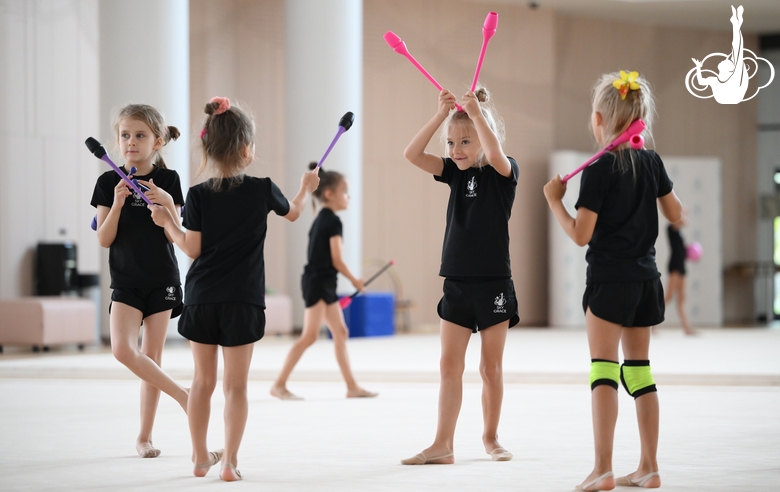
[90,103,188,458]
[270,163,377,400]
[665,215,696,336]
[401,87,519,465]
[148,97,320,481]
[544,71,682,490]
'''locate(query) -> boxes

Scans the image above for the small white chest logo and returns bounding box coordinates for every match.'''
[165,286,177,301]
[493,292,507,313]
[466,176,478,198]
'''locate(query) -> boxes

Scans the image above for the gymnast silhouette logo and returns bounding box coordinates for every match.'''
[466,176,478,198]
[685,5,774,104]
[493,292,507,314]
[165,286,176,301]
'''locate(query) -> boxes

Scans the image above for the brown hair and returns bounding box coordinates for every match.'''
[440,87,504,168]
[113,104,180,169]
[198,99,255,191]
[307,161,345,211]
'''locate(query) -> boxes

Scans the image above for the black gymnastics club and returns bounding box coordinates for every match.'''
[339,260,394,310]
[314,112,355,171]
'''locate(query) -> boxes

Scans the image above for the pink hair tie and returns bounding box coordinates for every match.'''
[200,127,207,140]
[209,96,230,115]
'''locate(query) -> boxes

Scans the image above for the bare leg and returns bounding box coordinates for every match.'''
[220,343,254,482]
[402,321,470,464]
[270,301,326,399]
[620,328,661,488]
[578,308,620,491]
[478,321,510,458]
[135,310,175,457]
[323,302,376,397]
[189,341,219,477]
[675,275,695,335]
[109,304,188,431]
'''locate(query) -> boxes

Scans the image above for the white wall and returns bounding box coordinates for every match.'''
[0,0,101,298]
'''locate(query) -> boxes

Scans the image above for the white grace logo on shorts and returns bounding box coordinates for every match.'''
[493,292,507,314]
[165,286,177,301]
[466,176,478,198]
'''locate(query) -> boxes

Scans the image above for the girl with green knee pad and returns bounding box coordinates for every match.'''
[544,71,683,491]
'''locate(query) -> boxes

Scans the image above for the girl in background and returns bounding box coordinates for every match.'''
[401,87,519,465]
[665,215,696,335]
[91,104,187,458]
[544,71,682,490]
[149,97,319,481]
[270,163,377,400]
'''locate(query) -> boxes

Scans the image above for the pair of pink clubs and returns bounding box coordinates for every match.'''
[384,11,499,112]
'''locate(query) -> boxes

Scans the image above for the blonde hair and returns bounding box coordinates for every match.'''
[440,87,505,168]
[197,99,255,191]
[113,104,180,169]
[591,72,656,175]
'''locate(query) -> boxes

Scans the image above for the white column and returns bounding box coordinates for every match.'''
[98,0,189,338]
[285,0,363,326]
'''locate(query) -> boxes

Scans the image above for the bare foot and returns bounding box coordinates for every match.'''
[193,449,223,477]
[400,446,454,465]
[270,385,303,400]
[616,471,661,488]
[346,387,378,398]
[485,442,512,461]
[136,441,160,458]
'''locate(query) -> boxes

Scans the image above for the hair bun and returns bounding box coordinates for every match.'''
[166,126,181,143]
[475,87,490,103]
[308,161,319,171]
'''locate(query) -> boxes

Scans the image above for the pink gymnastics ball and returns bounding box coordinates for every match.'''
[686,242,703,262]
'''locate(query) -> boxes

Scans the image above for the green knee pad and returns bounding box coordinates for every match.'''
[590,359,619,390]
[620,360,657,398]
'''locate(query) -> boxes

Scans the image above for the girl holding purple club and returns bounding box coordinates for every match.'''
[90,104,188,459]
[148,97,319,481]
[401,87,519,465]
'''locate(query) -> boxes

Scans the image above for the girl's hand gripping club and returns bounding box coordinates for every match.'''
[339,260,395,310]
[383,31,464,112]
[471,12,498,92]
[315,112,355,171]
[561,119,646,183]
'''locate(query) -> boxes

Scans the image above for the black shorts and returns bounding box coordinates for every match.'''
[582,278,664,327]
[301,272,338,308]
[178,302,265,347]
[437,278,519,333]
[111,286,183,319]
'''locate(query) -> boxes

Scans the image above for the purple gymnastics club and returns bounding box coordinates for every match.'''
[86,137,152,230]
[89,165,149,231]
[314,112,355,171]
[561,119,646,184]
[384,31,464,112]
[471,12,498,92]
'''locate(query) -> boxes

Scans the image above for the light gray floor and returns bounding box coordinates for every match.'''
[1,327,779,491]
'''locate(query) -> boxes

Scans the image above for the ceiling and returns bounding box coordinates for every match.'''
[474,0,780,35]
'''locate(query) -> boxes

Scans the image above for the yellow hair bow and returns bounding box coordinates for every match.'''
[613,71,640,100]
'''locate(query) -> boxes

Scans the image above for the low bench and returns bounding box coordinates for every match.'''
[0,297,96,353]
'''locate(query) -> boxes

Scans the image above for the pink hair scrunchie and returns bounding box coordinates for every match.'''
[209,96,231,115]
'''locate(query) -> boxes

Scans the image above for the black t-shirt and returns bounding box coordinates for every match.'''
[182,176,290,307]
[574,150,673,283]
[434,156,519,278]
[91,166,184,289]
[303,208,342,278]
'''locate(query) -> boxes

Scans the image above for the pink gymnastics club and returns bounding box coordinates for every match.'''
[339,260,395,310]
[383,31,463,112]
[561,119,646,183]
[471,12,498,92]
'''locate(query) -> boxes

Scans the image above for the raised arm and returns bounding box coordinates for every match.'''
[461,91,512,178]
[403,90,455,176]
[544,175,597,247]
[285,170,320,222]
